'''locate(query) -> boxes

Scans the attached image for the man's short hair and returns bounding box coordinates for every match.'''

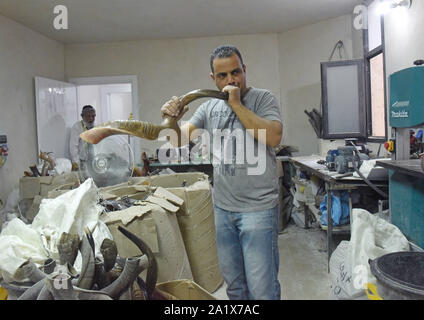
[210,45,244,73]
[81,105,95,116]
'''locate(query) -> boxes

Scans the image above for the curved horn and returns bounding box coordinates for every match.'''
[17,279,45,300]
[80,89,228,144]
[100,238,118,272]
[57,232,80,266]
[15,260,46,283]
[45,271,113,300]
[117,225,158,299]
[76,235,96,290]
[101,255,148,299]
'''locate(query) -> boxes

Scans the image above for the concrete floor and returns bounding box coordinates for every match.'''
[212,220,338,300]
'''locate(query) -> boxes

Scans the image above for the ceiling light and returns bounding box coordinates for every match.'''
[376,0,411,15]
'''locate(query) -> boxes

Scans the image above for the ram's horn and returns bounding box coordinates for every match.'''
[100,238,118,272]
[117,226,158,299]
[76,234,96,290]
[57,232,80,266]
[15,260,46,283]
[101,255,148,299]
[17,279,45,300]
[80,89,228,144]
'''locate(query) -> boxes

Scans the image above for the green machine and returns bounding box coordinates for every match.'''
[377,61,424,249]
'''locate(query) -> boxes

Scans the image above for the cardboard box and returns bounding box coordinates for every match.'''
[100,203,193,284]
[156,279,216,300]
[103,173,223,293]
[19,172,80,222]
[137,173,223,293]
[19,177,41,199]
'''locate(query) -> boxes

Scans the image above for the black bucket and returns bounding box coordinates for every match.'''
[369,252,424,300]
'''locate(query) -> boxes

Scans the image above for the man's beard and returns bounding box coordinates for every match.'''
[84,121,94,130]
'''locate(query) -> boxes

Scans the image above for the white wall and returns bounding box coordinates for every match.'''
[384,0,424,79]
[65,16,363,158]
[65,34,281,157]
[109,92,132,121]
[278,14,359,156]
[383,0,424,147]
[4,6,410,204]
[277,13,385,158]
[0,14,65,205]
[372,0,424,160]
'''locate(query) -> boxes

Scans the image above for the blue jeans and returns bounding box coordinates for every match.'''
[214,204,281,300]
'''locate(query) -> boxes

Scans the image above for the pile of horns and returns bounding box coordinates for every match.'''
[1,226,164,300]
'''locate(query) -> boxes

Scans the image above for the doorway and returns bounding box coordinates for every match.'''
[76,83,132,126]
[69,75,140,161]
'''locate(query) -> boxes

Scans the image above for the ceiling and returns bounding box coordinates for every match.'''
[0,0,363,44]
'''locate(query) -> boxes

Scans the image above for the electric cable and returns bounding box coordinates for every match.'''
[348,141,388,199]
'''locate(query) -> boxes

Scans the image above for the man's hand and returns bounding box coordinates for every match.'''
[222,85,241,108]
[161,96,189,121]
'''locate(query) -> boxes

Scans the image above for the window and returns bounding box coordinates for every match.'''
[321,60,366,139]
[364,0,387,141]
[320,0,387,142]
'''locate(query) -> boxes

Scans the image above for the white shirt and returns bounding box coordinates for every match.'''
[69,120,94,164]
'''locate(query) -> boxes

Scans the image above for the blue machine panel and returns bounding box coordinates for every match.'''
[390,66,424,128]
[389,170,424,248]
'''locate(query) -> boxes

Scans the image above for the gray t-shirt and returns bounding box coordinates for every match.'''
[189,87,282,212]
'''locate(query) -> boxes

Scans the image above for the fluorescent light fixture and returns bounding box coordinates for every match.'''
[376,0,411,15]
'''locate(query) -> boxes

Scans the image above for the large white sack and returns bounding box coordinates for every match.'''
[32,178,102,242]
[0,178,112,280]
[0,218,48,279]
[329,208,410,300]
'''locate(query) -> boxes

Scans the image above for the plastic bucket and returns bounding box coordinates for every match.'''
[369,252,424,300]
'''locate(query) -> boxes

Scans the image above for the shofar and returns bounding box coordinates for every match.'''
[80,89,228,144]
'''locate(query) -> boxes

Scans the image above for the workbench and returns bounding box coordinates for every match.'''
[290,155,388,270]
[376,159,424,249]
[138,160,214,182]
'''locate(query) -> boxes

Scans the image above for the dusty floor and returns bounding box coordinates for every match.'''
[212,220,346,300]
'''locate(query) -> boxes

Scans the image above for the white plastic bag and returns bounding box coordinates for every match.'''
[0,178,112,280]
[53,158,72,175]
[329,208,410,300]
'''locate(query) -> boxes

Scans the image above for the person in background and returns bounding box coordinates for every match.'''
[69,105,96,171]
[160,45,282,300]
